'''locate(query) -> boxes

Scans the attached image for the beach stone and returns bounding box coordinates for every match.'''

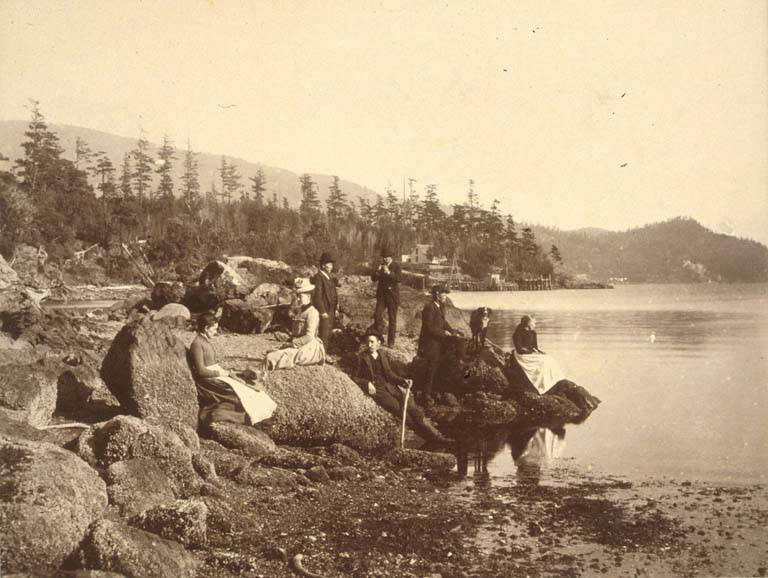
[75,415,201,498]
[150,303,191,327]
[204,422,277,457]
[191,452,217,480]
[219,299,273,334]
[131,499,208,548]
[257,447,342,470]
[73,519,199,578]
[0,360,59,427]
[233,464,308,488]
[150,281,185,309]
[264,364,399,451]
[0,436,108,574]
[100,316,198,427]
[200,445,251,480]
[305,465,331,483]
[386,448,457,471]
[328,465,361,481]
[104,459,177,517]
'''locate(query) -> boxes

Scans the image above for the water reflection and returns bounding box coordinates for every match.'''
[456,425,567,487]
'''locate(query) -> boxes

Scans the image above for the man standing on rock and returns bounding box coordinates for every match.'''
[354,331,452,447]
[311,252,338,351]
[371,249,401,347]
[418,284,464,403]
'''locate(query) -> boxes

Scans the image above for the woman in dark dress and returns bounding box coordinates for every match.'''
[510,315,564,394]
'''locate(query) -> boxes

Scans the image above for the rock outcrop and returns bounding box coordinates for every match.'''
[100,316,198,427]
[0,436,108,574]
[203,422,277,457]
[264,364,399,451]
[76,415,201,498]
[73,519,200,578]
[0,360,60,427]
[131,499,208,548]
[219,299,274,334]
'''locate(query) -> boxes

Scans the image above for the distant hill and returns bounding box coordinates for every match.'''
[532,217,768,282]
[0,120,378,207]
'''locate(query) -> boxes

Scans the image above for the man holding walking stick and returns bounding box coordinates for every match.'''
[353,331,452,449]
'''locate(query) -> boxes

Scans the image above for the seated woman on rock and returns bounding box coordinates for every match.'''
[511,315,565,394]
[189,312,276,427]
[264,277,326,370]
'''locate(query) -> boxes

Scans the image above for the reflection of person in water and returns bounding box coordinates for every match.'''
[511,315,566,394]
[509,426,565,486]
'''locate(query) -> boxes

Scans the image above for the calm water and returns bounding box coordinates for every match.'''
[450,283,768,484]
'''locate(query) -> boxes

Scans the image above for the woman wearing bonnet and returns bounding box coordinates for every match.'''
[264,277,326,370]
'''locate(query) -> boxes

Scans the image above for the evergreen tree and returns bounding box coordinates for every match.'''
[74,137,94,172]
[299,173,320,215]
[119,153,133,199]
[94,153,117,199]
[249,168,267,206]
[549,244,563,264]
[155,135,176,200]
[218,157,242,203]
[131,135,153,200]
[326,175,347,221]
[180,144,201,220]
[15,99,63,202]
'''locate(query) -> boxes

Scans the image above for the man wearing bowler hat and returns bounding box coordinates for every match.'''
[371,248,402,347]
[418,284,462,403]
[311,252,338,351]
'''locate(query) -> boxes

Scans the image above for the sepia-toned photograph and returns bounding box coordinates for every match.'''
[1,1,766,576]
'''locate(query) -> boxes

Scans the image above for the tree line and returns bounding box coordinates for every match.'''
[0,101,562,281]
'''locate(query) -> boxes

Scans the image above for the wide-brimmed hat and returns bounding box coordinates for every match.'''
[293,277,315,293]
[318,252,335,265]
[431,284,450,296]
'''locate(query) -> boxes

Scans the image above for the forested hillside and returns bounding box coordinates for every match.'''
[532,218,768,282]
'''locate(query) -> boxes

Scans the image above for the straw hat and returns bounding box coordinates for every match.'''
[293,277,315,293]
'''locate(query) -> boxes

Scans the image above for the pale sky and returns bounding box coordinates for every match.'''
[1,1,766,242]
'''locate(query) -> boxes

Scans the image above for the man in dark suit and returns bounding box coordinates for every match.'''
[371,249,401,347]
[418,284,463,401]
[311,252,338,351]
[354,331,451,446]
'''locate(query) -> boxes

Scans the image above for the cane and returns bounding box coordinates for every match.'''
[400,380,412,449]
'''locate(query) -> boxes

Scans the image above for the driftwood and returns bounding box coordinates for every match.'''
[121,243,155,288]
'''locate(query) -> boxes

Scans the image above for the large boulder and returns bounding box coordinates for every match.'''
[224,256,292,287]
[0,360,60,427]
[245,282,294,307]
[0,252,19,289]
[198,260,249,302]
[0,436,108,574]
[264,365,399,451]
[76,415,201,498]
[219,299,273,334]
[73,519,200,578]
[100,316,198,427]
[150,281,185,309]
[150,303,191,327]
[104,459,177,517]
[130,499,208,548]
[203,422,277,457]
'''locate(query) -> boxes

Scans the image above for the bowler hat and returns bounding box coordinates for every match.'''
[380,248,393,258]
[431,284,450,295]
[318,252,335,264]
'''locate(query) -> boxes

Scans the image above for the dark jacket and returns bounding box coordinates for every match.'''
[371,261,401,305]
[311,271,338,316]
[353,349,407,389]
[512,325,538,354]
[418,300,453,355]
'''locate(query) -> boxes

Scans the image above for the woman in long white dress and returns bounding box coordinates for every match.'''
[264,277,326,370]
[511,315,565,394]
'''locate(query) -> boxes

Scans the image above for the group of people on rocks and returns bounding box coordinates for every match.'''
[187,249,564,447]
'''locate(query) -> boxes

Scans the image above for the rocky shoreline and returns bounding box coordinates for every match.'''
[1,254,764,577]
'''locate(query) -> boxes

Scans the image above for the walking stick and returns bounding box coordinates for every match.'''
[400,380,412,449]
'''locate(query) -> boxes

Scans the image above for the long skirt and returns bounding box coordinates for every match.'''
[265,338,325,370]
[197,368,277,426]
[513,351,565,394]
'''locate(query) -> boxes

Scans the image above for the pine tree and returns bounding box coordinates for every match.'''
[155,134,176,200]
[15,99,63,201]
[131,135,153,200]
[326,175,347,221]
[94,153,117,199]
[74,137,94,172]
[119,153,133,199]
[299,173,320,215]
[249,168,267,206]
[180,143,201,219]
[549,244,563,264]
